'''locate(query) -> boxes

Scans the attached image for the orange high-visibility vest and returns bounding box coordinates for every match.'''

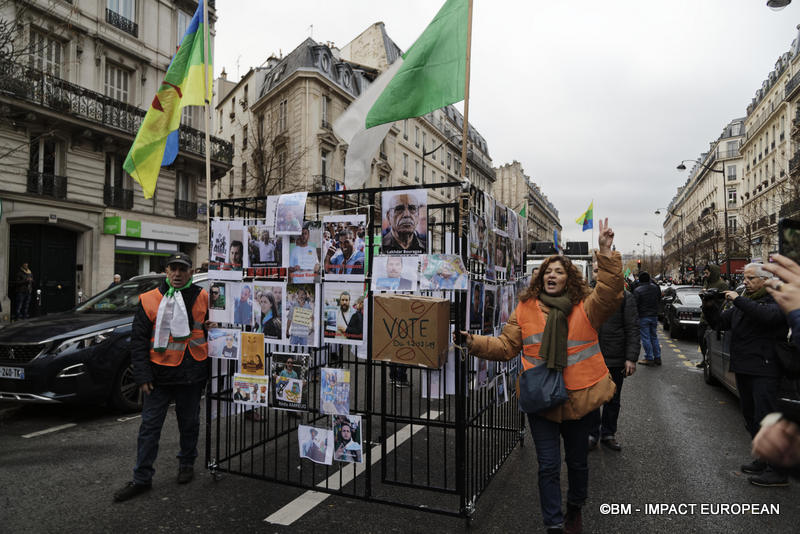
[516,298,608,390]
[140,287,208,366]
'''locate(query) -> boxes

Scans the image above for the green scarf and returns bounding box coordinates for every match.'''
[743,286,768,301]
[165,277,192,297]
[538,293,573,370]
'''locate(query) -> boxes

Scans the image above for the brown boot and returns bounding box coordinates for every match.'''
[564,504,582,534]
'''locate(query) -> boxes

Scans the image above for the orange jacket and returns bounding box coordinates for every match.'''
[140,288,208,366]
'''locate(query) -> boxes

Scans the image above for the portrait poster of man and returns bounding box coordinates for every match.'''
[333,414,363,464]
[228,222,248,270]
[285,284,319,347]
[208,328,240,360]
[208,282,232,324]
[232,373,269,407]
[483,192,495,232]
[494,235,508,277]
[420,254,468,291]
[373,255,418,291]
[298,425,334,465]
[468,281,484,331]
[253,282,286,342]
[494,202,509,235]
[507,207,518,240]
[322,215,366,280]
[495,373,509,405]
[288,221,321,284]
[381,189,427,255]
[275,192,308,235]
[271,352,310,411]
[239,332,266,376]
[320,367,351,416]
[483,285,496,334]
[232,282,254,327]
[248,222,284,269]
[323,282,366,345]
[485,231,496,282]
[498,285,512,325]
[469,212,488,263]
[475,357,488,389]
[209,220,243,281]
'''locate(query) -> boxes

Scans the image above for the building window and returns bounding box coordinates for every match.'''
[727,189,736,205]
[242,85,249,109]
[727,165,736,180]
[415,127,419,147]
[176,172,191,201]
[277,150,286,182]
[182,106,199,129]
[177,9,190,43]
[30,29,62,77]
[403,153,408,176]
[422,132,427,153]
[447,152,451,169]
[228,170,234,195]
[279,99,288,132]
[321,96,329,128]
[321,149,329,177]
[106,0,138,37]
[108,0,135,21]
[242,125,248,149]
[403,120,408,140]
[105,63,130,102]
[230,97,236,121]
[414,160,419,182]
[30,136,62,175]
[241,162,247,191]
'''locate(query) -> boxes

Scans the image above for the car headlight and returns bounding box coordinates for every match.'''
[53,328,116,355]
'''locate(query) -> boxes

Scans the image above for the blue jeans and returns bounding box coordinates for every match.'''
[133,381,204,484]
[528,413,590,528]
[639,316,661,360]
[588,366,625,440]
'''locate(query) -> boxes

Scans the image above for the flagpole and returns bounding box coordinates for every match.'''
[203,0,212,261]
[458,0,473,192]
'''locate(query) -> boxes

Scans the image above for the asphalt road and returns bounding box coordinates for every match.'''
[2,326,799,533]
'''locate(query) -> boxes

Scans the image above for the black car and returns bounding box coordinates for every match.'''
[701,285,745,396]
[0,273,207,411]
[662,286,702,339]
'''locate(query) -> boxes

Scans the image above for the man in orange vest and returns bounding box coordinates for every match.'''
[114,252,209,502]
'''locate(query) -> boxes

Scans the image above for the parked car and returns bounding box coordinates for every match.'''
[0,273,207,411]
[702,321,739,396]
[662,286,702,339]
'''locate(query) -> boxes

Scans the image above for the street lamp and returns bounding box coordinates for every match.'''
[655,207,685,279]
[677,159,730,278]
[767,0,791,10]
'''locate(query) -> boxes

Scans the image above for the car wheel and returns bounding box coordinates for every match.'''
[703,356,719,386]
[111,358,143,412]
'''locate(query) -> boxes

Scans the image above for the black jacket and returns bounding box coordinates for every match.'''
[131,281,209,386]
[704,293,787,377]
[633,282,661,318]
[597,291,641,367]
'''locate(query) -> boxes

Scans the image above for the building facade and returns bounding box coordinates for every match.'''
[0,0,232,319]
[494,160,561,248]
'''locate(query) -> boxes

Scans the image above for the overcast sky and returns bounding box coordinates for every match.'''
[214,0,800,254]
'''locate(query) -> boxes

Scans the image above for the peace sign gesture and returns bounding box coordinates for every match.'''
[597,217,614,255]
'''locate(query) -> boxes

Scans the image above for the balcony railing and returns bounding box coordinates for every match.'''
[104,184,133,209]
[174,199,197,220]
[780,198,800,218]
[106,9,138,38]
[0,60,233,166]
[312,174,344,192]
[786,68,800,101]
[718,149,740,159]
[27,170,66,198]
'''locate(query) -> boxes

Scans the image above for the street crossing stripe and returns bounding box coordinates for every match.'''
[264,410,443,525]
[682,361,695,368]
[677,354,686,359]
[22,423,76,438]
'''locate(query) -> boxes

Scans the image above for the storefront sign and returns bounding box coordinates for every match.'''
[125,220,142,237]
[103,216,121,234]
[102,217,198,243]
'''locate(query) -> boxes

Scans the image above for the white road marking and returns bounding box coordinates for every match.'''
[264,410,443,525]
[22,423,76,438]
[116,415,142,422]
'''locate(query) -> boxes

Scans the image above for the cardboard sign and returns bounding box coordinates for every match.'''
[372,294,450,368]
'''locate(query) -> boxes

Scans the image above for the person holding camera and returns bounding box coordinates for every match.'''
[697,264,729,368]
[702,262,789,487]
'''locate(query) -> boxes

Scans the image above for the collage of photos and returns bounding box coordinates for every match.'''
[322,215,366,280]
[323,282,366,345]
[320,368,351,416]
[232,374,270,407]
[271,352,310,411]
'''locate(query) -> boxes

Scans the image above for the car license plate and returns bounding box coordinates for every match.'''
[0,366,25,380]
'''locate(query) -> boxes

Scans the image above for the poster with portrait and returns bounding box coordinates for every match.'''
[287,221,321,284]
[468,281,484,331]
[469,212,488,263]
[247,222,285,269]
[420,254,469,291]
[208,328,240,360]
[271,352,310,411]
[381,189,427,255]
[232,373,269,407]
[231,282,255,327]
[239,332,266,376]
[323,282,366,346]
[507,207,518,241]
[494,202,508,236]
[209,220,244,280]
[208,281,232,324]
[485,231,496,282]
[275,192,308,235]
[333,414,363,464]
[320,368,351,415]
[298,425,334,465]
[494,235,508,277]
[495,373,509,405]
[484,192,494,232]
[253,282,286,342]
[475,357,489,389]
[483,285,496,334]
[322,215,366,281]
[373,255,418,291]
[498,285,512,325]
[285,284,319,347]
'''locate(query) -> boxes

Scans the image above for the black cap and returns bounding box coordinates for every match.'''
[166,252,192,268]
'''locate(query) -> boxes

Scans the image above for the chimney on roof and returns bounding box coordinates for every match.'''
[220,67,227,80]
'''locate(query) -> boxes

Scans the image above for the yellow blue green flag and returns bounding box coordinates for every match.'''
[575,201,593,232]
[124,0,211,198]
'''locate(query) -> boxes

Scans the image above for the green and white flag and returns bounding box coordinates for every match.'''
[334,0,469,189]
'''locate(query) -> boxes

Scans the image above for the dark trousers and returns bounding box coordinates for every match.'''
[133,381,204,484]
[588,366,625,440]
[528,413,590,528]
[14,291,31,320]
[698,323,708,357]
[735,373,780,438]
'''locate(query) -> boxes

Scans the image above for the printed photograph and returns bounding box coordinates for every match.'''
[275,191,308,235]
[232,282,254,327]
[469,211,488,263]
[285,284,319,347]
[420,254,469,291]
[239,332,266,376]
[208,282,232,324]
[232,373,270,407]
[209,220,243,281]
[228,222,248,270]
[373,255,418,291]
[323,283,366,345]
[320,368,351,416]
[468,281,484,331]
[247,223,284,269]
[494,235,508,276]
[494,202,508,235]
[333,414,363,464]
[483,285,496,334]
[322,215,366,280]
[298,425,334,465]
[253,282,285,341]
[381,189,427,255]
[496,373,509,405]
[271,352,310,411]
[288,221,321,284]
[208,328,240,360]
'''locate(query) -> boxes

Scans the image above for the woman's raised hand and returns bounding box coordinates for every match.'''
[597,218,614,254]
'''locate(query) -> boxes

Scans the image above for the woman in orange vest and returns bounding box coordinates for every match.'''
[460,218,623,534]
